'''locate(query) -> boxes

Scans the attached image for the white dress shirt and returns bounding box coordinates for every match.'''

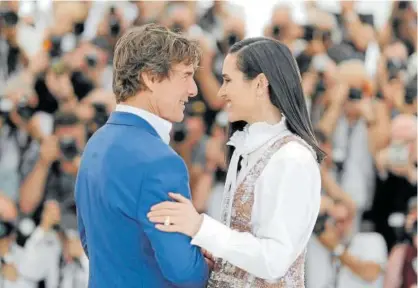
[0,228,61,288]
[191,119,321,281]
[60,254,89,288]
[306,232,387,288]
[115,104,172,144]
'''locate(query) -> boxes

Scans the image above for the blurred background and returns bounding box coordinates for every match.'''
[0,1,416,287]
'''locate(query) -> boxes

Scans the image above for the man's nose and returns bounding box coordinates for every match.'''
[188,78,198,98]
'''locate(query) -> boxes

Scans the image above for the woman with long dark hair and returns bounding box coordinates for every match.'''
[148,37,325,287]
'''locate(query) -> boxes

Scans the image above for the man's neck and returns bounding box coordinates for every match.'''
[120,96,161,119]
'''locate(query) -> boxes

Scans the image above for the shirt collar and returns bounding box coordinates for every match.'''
[227,116,289,155]
[115,104,172,144]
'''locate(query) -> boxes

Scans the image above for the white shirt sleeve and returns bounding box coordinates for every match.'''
[191,142,321,280]
[16,227,62,284]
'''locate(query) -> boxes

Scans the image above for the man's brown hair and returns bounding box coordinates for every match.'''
[112,23,201,103]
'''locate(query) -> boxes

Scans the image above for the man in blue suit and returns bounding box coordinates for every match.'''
[75,24,210,287]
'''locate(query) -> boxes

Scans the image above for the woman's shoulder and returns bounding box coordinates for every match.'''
[271,137,317,164]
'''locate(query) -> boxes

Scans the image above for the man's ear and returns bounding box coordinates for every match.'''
[141,71,157,92]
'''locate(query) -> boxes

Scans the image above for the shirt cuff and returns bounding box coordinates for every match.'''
[191,214,231,257]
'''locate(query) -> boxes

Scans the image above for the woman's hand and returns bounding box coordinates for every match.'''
[147,193,204,237]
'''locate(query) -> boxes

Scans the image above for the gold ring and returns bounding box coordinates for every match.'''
[164,216,170,226]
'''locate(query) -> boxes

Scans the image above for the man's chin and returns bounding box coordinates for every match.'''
[161,112,184,123]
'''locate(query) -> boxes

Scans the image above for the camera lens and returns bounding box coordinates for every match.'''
[172,122,188,142]
[227,33,239,47]
[59,137,79,161]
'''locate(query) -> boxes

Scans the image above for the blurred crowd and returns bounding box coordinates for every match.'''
[0,1,416,287]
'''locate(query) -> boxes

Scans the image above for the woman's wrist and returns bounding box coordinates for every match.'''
[192,214,204,238]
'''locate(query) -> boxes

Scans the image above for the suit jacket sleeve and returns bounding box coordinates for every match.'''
[136,154,209,288]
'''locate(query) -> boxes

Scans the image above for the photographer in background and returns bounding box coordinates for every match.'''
[296,9,336,74]
[372,114,417,251]
[19,111,85,232]
[0,7,26,89]
[384,198,417,288]
[194,15,245,131]
[59,230,89,288]
[317,60,377,231]
[0,77,38,201]
[264,5,300,52]
[307,196,387,288]
[379,1,417,56]
[0,195,61,288]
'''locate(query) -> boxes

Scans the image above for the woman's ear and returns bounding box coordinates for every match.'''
[256,73,269,97]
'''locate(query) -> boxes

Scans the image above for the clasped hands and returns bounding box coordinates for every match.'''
[147,192,215,269]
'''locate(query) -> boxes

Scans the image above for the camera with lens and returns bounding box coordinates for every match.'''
[0,10,18,28]
[92,103,108,128]
[272,25,282,38]
[73,21,85,37]
[348,88,363,101]
[109,7,121,37]
[313,213,330,236]
[16,95,35,121]
[85,53,98,68]
[226,33,240,48]
[171,22,185,33]
[172,122,188,143]
[59,136,79,161]
[0,220,14,239]
[398,1,410,10]
[404,80,417,105]
[303,25,316,42]
[387,58,408,80]
[49,36,63,58]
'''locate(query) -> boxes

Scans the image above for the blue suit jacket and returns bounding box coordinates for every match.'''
[75,111,209,288]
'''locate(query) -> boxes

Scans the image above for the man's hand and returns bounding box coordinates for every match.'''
[359,97,376,124]
[202,248,215,270]
[318,222,340,251]
[39,136,60,166]
[1,263,18,282]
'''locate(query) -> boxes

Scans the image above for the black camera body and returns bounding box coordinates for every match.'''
[0,220,14,239]
[59,137,79,161]
[92,103,109,127]
[109,7,121,37]
[405,82,417,105]
[85,53,98,68]
[272,25,281,38]
[387,58,408,80]
[313,213,329,236]
[0,10,18,28]
[16,95,35,121]
[171,22,185,34]
[49,36,62,58]
[348,88,363,101]
[172,122,188,143]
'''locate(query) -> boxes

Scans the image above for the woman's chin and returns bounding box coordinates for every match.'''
[227,113,238,123]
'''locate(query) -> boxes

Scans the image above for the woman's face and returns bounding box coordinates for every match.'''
[217,53,259,123]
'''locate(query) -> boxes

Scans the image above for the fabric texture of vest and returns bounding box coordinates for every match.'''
[208,135,315,288]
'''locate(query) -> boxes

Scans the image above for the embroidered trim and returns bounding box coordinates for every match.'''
[209,135,315,288]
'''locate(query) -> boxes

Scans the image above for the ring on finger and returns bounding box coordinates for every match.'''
[164,216,170,226]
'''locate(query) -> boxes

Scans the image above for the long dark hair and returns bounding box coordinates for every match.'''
[226,37,325,163]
